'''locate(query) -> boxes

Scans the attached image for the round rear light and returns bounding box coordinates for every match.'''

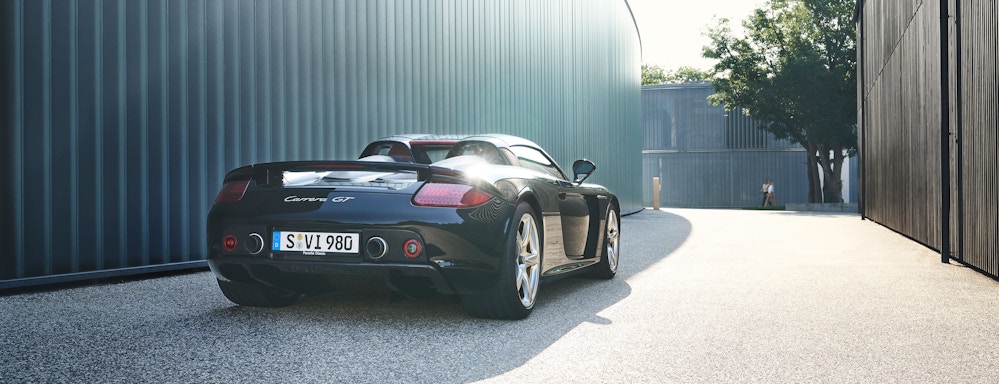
[403,239,422,258]
[223,235,238,253]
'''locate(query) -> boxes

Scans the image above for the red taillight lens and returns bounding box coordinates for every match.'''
[215,180,250,204]
[403,239,422,258]
[413,182,493,207]
[222,235,238,252]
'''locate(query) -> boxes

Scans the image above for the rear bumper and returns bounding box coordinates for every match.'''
[207,222,509,294]
[207,194,516,294]
[208,256,468,294]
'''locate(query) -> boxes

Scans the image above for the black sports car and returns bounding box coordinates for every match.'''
[207,134,620,319]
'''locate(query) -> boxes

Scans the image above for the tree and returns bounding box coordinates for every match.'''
[642,64,711,86]
[642,64,669,85]
[703,0,856,203]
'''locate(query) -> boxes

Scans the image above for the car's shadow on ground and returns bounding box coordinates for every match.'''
[187,209,692,382]
[0,210,690,383]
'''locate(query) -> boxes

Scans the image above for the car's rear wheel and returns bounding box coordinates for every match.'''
[461,202,542,320]
[216,278,300,308]
[587,203,620,279]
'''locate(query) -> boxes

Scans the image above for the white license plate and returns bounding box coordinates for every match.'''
[272,231,360,254]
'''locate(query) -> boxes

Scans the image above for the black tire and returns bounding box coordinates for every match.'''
[461,203,542,320]
[587,203,620,279]
[216,278,300,308]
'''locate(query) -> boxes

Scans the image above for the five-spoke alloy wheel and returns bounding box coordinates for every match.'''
[588,203,620,279]
[461,202,542,319]
[514,210,542,308]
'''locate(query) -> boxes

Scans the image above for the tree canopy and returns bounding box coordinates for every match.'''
[703,0,857,203]
[642,64,711,86]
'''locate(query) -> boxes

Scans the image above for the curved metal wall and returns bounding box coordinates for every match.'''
[0,0,641,288]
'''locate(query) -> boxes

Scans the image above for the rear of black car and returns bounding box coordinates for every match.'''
[206,161,515,306]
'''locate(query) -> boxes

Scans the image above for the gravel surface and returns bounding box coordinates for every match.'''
[3,209,999,383]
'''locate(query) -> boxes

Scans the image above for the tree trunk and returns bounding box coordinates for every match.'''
[804,142,822,203]
[817,145,845,203]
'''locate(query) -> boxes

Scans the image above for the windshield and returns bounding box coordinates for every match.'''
[446,141,507,164]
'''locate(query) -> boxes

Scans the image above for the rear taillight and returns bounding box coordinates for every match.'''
[403,239,422,258]
[222,235,238,252]
[215,180,250,204]
[413,182,493,207]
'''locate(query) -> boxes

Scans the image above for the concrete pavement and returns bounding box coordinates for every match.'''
[2,208,998,383]
[483,208,999,383]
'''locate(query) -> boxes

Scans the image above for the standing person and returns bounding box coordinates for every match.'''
[764,180,776,207]
[760,179,770,206]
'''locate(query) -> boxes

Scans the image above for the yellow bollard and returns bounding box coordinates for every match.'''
[652,177,661,210]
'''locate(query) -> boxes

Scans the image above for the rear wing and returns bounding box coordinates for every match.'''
[222,160,463,187]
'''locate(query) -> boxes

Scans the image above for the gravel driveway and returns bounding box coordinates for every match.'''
[3,209,999,383]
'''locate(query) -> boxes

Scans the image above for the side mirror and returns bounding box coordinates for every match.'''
[572,159,596,185]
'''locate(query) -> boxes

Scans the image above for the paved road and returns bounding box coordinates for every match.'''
[3,209,999,383]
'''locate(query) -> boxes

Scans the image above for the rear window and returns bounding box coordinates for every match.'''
[360,142,414,162]
[410,144,453,164]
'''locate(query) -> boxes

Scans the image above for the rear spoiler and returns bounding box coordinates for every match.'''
[222,160,463,186]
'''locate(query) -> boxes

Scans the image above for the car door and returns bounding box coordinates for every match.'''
[508,145,590,257]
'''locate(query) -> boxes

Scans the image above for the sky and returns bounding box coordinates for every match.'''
[627,0,766,70]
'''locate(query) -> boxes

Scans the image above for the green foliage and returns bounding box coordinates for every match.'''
[642,64,669,86]
[642,64,711,86]
[703,0,857,202]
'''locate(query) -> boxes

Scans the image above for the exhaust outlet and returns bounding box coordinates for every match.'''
[366,237,388,260]
[245,233,265,255]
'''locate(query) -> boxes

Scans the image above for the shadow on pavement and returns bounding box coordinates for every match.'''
[194,209,692,383]
[0,210,691,383]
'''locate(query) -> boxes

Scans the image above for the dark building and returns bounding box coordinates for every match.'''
[1,0,642,288]
[642,83,858,208]
[856,0,998,277]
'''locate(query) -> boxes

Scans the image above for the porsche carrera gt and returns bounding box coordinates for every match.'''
[207,134,620,319]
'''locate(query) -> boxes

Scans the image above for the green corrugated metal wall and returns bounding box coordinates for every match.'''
[0,0,642,288]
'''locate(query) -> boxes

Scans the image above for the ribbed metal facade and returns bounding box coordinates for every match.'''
[957,0,998,276]
[0,0,641,288]
[857,0,998,278]
[857,0,945,251]
[641,83,814,208]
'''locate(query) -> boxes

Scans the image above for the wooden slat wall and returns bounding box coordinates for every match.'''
[859,0,999,278]
[860,0,943,251]
[958,0,998,276]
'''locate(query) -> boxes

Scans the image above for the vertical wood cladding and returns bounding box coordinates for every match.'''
[858,0,998,278]
[1,0,642,286]
[859,0,943,251]
[957,0,998,276]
